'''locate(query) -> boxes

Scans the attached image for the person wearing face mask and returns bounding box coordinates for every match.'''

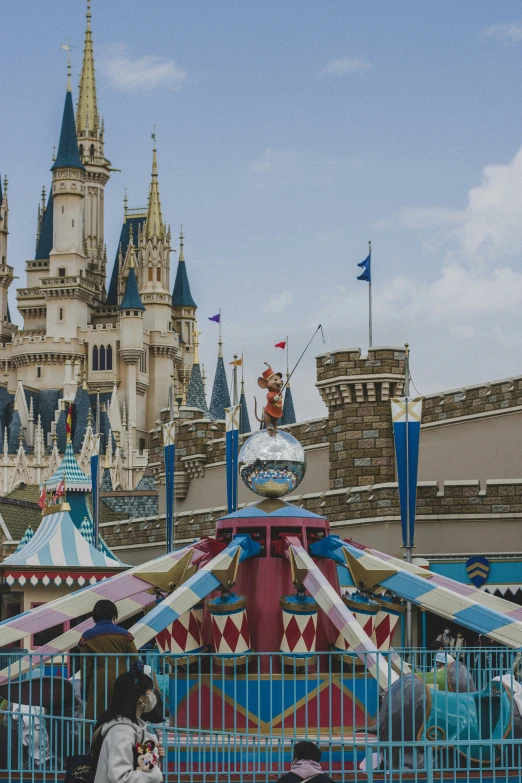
[92,662,164,783]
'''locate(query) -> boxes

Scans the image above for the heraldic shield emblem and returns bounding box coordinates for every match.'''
[466,556,490,587]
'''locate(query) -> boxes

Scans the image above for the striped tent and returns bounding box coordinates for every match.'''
[15,525,34,552]
[44,441,91,492]
[2,507,124,587]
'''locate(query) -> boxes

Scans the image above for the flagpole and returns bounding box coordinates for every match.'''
[368,241,373,348]
[232,355,238,405]
[404,342,412,647]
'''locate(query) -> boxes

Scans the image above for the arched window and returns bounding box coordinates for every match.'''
[89,144,95,159]
[106,344,113,371]
[156,268,161,282]
[79,144,84,158]
[99,345,106,371]
[148,267,153,282]
[92,345,99,371]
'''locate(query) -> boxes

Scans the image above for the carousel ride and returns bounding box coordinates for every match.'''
[2,427,522,776]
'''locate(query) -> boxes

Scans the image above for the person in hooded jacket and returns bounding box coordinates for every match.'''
[92,663,164,783]
[277,741,334,783]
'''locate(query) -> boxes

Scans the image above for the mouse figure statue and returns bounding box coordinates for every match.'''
[254,364,284,436]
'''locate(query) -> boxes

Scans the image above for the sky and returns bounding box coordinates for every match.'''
[2,1,522,422]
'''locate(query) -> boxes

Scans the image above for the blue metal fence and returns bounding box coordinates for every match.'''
[0,647,521,781]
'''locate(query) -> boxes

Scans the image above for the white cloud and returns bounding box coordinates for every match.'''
[248,147,298,174]
[320,56,372,77]
[482,22,522,46]
[98,43,186,91]
[263,290,294,314]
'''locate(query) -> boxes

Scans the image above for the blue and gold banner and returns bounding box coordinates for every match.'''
[163,421,176,553]
[391,397,422,549]
[225,405,240,514]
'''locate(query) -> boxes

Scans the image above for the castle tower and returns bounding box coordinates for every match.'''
[315,347,405,490]
[76,0,111,299]
[281,382,296,425]
[185,325,209,415]
[172,227,197,398]
[118,252,145,442]
[239,377,251,434]
[47,76,89,337]
[209,338,231,421]
[0,175,14,343]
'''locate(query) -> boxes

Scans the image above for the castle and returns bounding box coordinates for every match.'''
[0,1,200,491]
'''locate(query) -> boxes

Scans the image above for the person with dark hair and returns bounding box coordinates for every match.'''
[80,599,138,721]
[92,662,164,783]
[276,741,334,783]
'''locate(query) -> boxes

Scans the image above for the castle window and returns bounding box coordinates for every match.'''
[58,268,66,277]
[134,310,138,317]
[148,267,153,282]
[72,219,74,228]
[156,268,161,282]
[92,345,99,371]
[62,206,65,214]
[79,144,84,157]
[139,438,146,453]
[89,144,95,159]
[58,307,64,322]
[106,345,113,371]
[37,367,42,379]
[140,351,147,373]
[99,345,106,371]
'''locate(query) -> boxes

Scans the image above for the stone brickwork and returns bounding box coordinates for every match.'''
[101,478,522,550]
[316,347,405,490]
[422,377,522,424]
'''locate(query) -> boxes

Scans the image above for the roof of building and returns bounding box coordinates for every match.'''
[172,230,197,308]
[119,265,145,311]
[76,0,99,135]
[51,90,85,172]
[45,440,91,492]
[281,384,296,426]
[218,499,325,521]
[239,386,252,434]
[209,355,231,420]
[35,192,53,260]
[106,215,146,305]
[0,496,42,542]
[145,146,163,240]
[186,362,209,415]
[2,506,122,569]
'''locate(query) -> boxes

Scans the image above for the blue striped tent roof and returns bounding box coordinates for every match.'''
[45,441,91,492]
[2,508,122,569]
[79,516,120,562]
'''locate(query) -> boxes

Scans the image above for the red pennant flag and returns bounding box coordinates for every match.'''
[54,479,65,503]
[38,485,46,510]
[275,341,286,349]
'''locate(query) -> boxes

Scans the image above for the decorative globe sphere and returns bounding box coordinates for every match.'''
[239,430,306,498]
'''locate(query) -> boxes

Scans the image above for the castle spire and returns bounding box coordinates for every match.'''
[52,83,84,172]
[146,134,164,240]
[76,0,99,136]
[209,340,231,421]
[186,322,209,415]
[172,226,197,308]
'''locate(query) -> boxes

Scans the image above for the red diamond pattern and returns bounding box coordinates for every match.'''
[301,616,317,651]
[170,618,190,650]
[284,615,302,652]
[239,614,250,646]
[222,615,241,651]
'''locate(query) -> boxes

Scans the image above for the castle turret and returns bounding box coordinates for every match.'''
[118,252,145,437]
[172,227,196,349]
[185,325,209,415]
[209,338,231,421]
[239,377,251,434]
[76,0,111,298]
[0,175,14,343]
[281,382,296,425]
[47,75,88,336]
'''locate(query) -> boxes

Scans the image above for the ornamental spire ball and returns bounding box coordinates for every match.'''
[238,429,306,498]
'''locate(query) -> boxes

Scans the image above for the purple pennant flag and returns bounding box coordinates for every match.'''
[208,313,221,323]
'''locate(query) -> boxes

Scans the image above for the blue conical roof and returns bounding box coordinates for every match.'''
[72,386,94,453]
[282,385,296,425]
[186,362,209,415]
[15,525,34,552]
[45,440,91,492]
[51,91,85,172]
[172,260,197,308]
[209,355,231,420]
[35,191,53,260]
[107,216,146,305]
[239,389,251,434]
[119,266,145,311]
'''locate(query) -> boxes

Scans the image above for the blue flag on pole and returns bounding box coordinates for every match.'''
[391,397,422,548]
[357,252,371,282]
[225,405,240,513]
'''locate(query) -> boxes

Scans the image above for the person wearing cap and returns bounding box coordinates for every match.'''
[80,599,138,721]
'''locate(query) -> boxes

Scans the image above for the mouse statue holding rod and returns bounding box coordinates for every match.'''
[254,363,284,436]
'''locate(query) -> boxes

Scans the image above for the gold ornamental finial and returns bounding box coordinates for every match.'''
[193,322,201,365]
[179,226,185,262]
